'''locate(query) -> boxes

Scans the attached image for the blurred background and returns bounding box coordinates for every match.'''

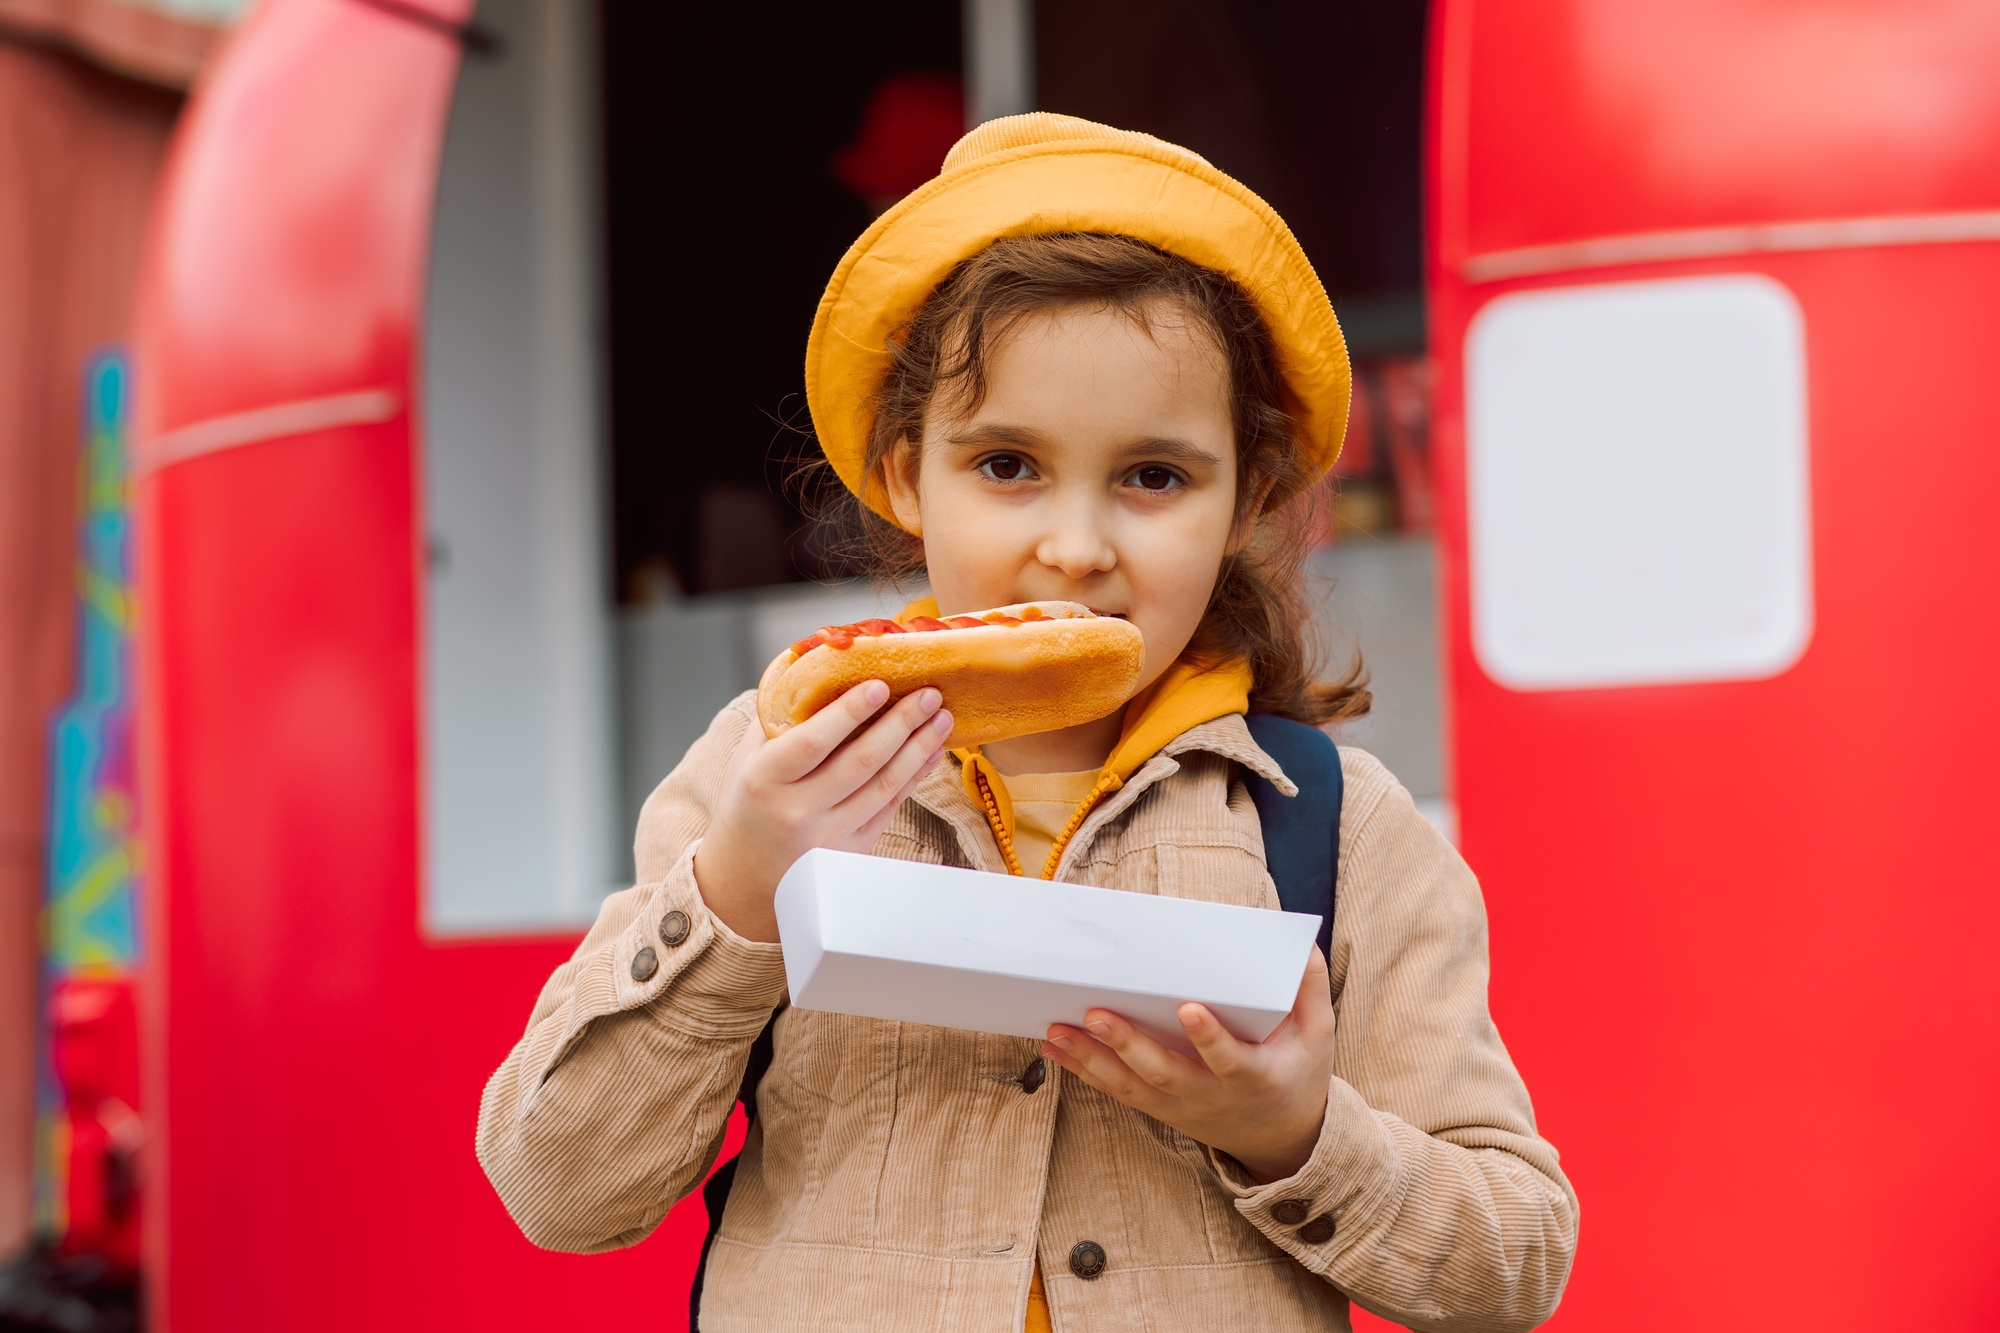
[1,0,1995,1329]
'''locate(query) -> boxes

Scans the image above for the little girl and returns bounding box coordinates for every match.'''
[478,115,1577,1332]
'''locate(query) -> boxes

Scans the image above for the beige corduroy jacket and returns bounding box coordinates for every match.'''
[476,693,1578,1332]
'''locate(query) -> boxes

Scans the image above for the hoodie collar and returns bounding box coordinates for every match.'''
[1101,654,1257,784]
[895,597,1297,860]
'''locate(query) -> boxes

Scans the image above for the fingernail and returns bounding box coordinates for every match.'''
[930,709,953,736]
[863,680,889,706]
[918,687,942,712]
[1085,1021,1111,1039]
[1181,1008,1204,1030]
[1047,1033,1073,1051]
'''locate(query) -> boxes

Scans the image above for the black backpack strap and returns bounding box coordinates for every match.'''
[1242,713,1344,960]
[690,1008,778,1331]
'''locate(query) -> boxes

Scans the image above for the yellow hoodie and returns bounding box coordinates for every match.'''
[899,597,1254,880]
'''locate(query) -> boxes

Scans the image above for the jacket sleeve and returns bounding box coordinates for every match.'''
[475,692,788,1253]
[1207,752,1579,1332]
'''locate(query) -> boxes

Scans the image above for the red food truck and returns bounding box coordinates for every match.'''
[127,0,1998,1328]
[1425,4,2000,1328]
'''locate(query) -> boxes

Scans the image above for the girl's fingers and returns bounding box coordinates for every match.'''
[1076,1009,1200,1096]
[846,738,947,849]
[1041,1027,1156,1111]
[832,705,952,826]
[812,688,945,805]
[1177,1003,1252,1080]
[761,680,892,783]
[1292,947,1335,1042]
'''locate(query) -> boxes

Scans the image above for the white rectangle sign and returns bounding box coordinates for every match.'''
[1465,273,1813,690]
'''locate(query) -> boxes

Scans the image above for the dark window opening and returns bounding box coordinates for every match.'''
[601,0,1429,599]
[1035,0,1427,347]
[600,2,962,600]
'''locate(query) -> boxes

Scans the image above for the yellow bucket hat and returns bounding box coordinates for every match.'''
[805,112,1351,523]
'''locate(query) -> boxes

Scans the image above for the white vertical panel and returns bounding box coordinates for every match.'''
[422,0,616,934]
[965,0,1034,124]
[1465,274,1813,690]
[617,582,926,832]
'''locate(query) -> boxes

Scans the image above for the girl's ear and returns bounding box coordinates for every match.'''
[881,436,925,538]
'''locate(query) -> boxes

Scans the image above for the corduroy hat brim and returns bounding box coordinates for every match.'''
[806,113,1351,524]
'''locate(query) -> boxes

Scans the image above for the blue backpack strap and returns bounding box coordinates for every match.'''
[1242,713,1343,959]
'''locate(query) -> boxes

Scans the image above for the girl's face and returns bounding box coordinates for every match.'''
[885,301,1243,695]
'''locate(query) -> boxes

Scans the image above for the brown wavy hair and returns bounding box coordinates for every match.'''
[836,231,1367,726]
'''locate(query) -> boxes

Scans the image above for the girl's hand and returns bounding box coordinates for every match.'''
[695,681,952,943]
[1042,947,1336,1183]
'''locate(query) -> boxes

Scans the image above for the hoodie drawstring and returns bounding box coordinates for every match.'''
[973,766,1124,881]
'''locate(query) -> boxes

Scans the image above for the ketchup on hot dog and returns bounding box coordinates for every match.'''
[788,604,1048,658]
[788,618,904,657]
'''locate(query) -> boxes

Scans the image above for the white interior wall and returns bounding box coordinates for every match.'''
[422,0,617,935]
[618,583,925,834]
[1311,537,1452,839]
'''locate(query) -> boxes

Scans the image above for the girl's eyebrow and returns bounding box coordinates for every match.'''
[942,423,1046,451]
[945,424,1223,470]
[1118,436,1225,468]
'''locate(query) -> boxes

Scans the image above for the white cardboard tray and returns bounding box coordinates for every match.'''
[773,848,1317,1054]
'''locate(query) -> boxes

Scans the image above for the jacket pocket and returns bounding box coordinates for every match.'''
[777,1007,899,1106]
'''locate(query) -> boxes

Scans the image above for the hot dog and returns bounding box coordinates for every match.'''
[756,601,1145,748]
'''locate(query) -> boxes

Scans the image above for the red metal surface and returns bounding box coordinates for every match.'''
[50,979,141,1268]
[1430,3,2000,1329]
[130,0,709,1326]
[1441,0,2000,262]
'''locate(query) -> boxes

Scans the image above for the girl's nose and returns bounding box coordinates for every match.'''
[1034,499,1118,579]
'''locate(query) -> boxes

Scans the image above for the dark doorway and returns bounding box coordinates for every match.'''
[600,1,961,599]
[600,1,1428,599]
[1035,0,1428,352]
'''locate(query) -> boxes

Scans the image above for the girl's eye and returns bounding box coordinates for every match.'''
[1128,464,1184,492]
[978,453,1034,482]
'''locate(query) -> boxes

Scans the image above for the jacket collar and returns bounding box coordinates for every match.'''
[1163,712,1296,794]
[909,709,1299,874]
[1066,714,1296,865]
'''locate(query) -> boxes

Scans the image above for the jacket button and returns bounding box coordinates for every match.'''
[631,946,658,982]
[1271,1199,1309,1226]
[1019,1057,1046,1094]
[660,910,691,946]
[1299,1214,1336,1244]
[1068,1240,1107,1280]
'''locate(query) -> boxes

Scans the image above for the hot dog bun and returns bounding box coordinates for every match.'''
[757,601,1145,749]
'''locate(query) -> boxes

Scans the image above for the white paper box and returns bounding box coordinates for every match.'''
[774,848,1318,1054]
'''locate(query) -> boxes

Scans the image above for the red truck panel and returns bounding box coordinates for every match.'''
[1430,3,2000,1328]
[131,0,707,1326]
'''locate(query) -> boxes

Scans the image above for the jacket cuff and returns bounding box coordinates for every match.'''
[1205,1075,1406,1270]
[608,843,787,1030]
